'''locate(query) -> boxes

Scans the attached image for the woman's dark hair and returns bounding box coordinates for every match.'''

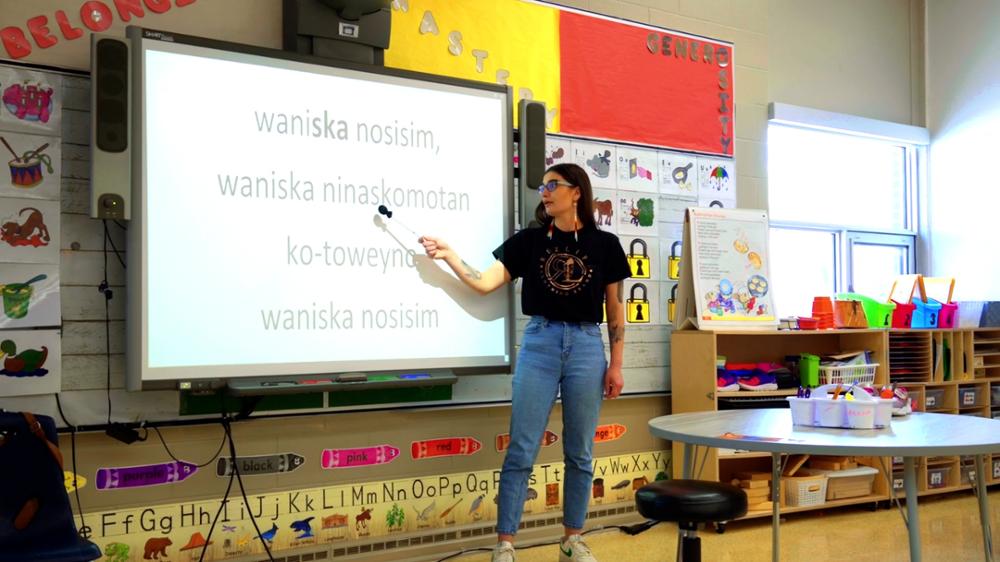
[533,162,597,229]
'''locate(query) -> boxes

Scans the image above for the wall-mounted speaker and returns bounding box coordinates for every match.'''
[90,34,131,220]
[517,99,546,229]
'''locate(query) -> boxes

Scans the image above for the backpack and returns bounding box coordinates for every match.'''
[0,411,101,562]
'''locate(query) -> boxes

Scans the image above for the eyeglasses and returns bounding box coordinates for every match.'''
[537,180,574,193]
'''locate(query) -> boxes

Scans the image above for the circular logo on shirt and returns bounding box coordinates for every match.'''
[539,246,593,295]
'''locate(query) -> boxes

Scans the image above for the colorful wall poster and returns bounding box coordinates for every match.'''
[697,194,738,210]
[0,130,61,200]
[662,281,680,325]
[659,196,691,226]
[411,436,482,460]
[96,460,199,491]
[0,197,60,264]
[677,208,777,330]
[658,151,698,199]
[0,66,62,135]
[572,139,616,189]
[85,449,670,560]
[0,263,59,329]
[624,280,658,324]
[661,231,684,282]
[615,190,656,236]
[216,453,306,477]
[544,136,572,168]
[591,188,616,234]
[615,146,658,193]
[0,328,60,396]
[621,236,658,281]
[697,157,735,199]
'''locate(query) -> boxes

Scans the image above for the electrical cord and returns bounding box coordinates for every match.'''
[199,419,234,562]
[225,417,276,561]
[151,425,227,469]
[101,220,112,424]
[54,393,89,538]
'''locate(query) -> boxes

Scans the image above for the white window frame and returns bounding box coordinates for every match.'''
[767,103,928,296]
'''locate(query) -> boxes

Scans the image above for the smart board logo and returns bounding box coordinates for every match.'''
[339,22,359,38]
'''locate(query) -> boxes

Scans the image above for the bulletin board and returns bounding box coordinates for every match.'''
[385,0,734,156]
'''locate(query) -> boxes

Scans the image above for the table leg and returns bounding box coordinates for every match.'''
[975,454,994,562]
[771,452,781,562]
[679,442,693,561]
[903,457,921,562]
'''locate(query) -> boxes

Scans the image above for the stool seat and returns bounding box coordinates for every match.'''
[635,479,748,523]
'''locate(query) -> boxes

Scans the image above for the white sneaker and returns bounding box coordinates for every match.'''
[558,535,597,562]
[492,540,515,562]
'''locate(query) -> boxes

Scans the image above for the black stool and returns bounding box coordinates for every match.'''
[635,480,748,562]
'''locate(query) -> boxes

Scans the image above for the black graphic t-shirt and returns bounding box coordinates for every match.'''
[493,224,631,323]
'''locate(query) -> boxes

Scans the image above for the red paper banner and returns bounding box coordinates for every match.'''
[559,11,733,155]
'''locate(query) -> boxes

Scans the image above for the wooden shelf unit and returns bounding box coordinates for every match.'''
[670,327,1000,519]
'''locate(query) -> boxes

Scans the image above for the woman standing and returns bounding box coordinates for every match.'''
[420,162,629,562]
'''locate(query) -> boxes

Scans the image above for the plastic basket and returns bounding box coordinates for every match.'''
[818,363,878,386]
[784,474,828,507]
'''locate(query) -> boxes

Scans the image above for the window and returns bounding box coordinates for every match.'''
[766,103,926,318]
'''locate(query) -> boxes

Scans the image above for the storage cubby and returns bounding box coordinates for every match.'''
[671,327,1000,517]
[974,329,1000,378]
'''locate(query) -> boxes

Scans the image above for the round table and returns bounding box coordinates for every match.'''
[648,409,1000,562]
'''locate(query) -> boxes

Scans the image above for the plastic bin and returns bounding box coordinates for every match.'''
[960,458,978,486]
[784,474,828,507]
[939,301,958,328]
[787,397,816,426]
[993,457,1000,480]
[911,299,942,328]
[837,293,895,328]
[927,466,952,489]
[991,385,1000,405]
[818,363,878,386]
[799,466,878,500]
[892,300,915,328]
[958,301,985,328]
[959,386,982,407]
[799,353,819,387]
[925,388,945,410]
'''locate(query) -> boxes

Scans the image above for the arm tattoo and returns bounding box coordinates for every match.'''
[461,260,482,280]
[608,322,624,345]
[615,281,623,304]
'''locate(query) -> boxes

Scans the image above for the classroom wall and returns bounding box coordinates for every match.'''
[0,0,927,422]
[924,0,1000,299]
[0,1,932,558]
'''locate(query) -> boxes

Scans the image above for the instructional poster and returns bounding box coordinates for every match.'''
[675,208,776,330]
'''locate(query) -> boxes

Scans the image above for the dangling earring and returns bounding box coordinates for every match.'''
[547,221,554,240]
[573,201,579,242]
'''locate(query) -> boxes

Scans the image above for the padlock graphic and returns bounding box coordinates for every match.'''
[668,284,678,323]
[627,283,650,323]
[668,241,682,280]
[627,238,650,279]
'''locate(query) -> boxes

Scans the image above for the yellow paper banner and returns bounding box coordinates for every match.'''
[385,0,561,129]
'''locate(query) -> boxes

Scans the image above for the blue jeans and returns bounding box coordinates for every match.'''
[496,317,607,535]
